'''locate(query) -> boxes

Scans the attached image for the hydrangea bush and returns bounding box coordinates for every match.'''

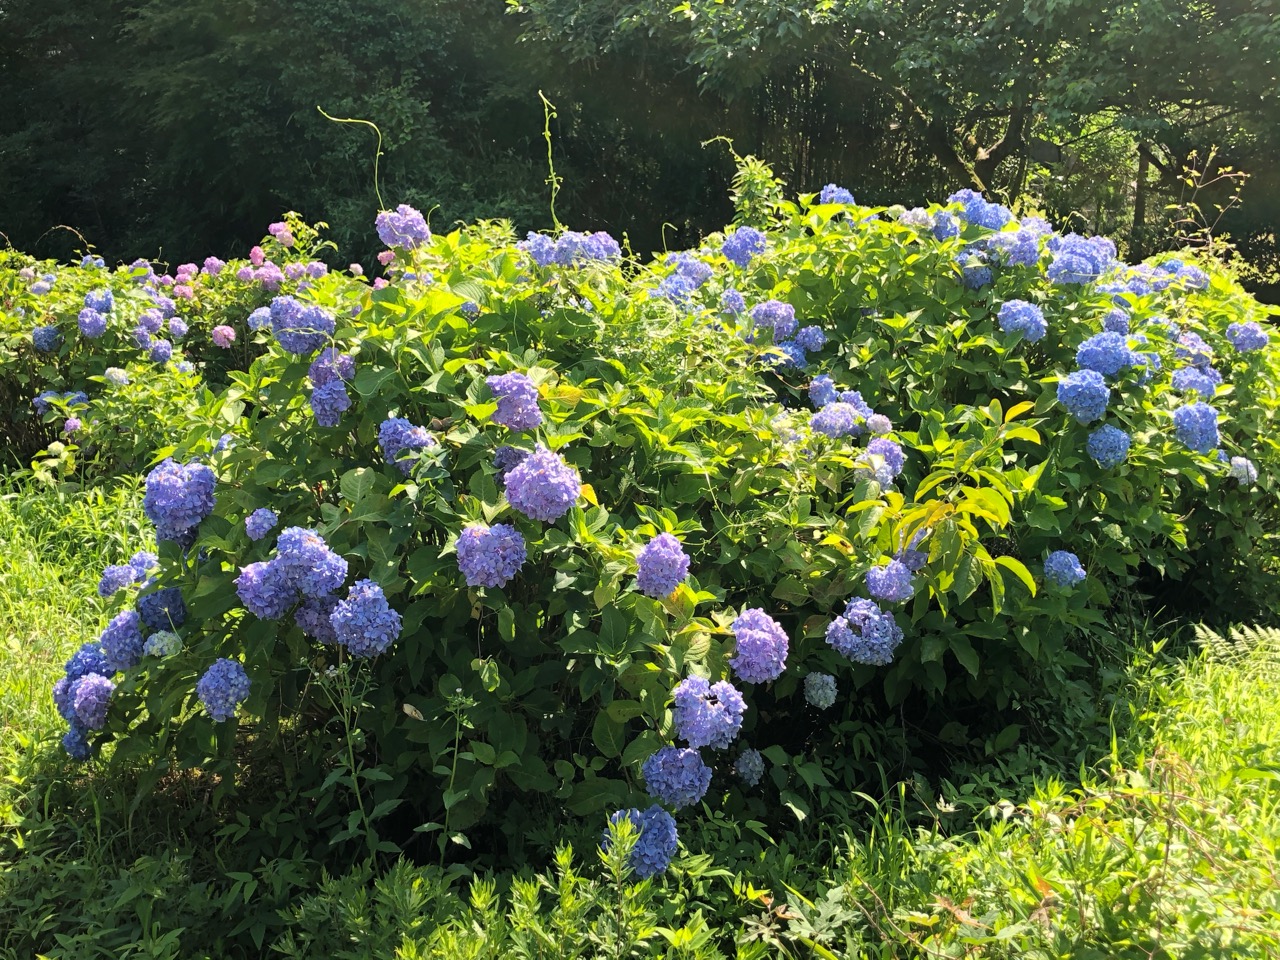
[19,178,1280,869]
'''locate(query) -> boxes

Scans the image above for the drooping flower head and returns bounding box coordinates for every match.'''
[636,533,690,599]
[728,608,789,683]
[641,747,712,809]
[456,523,527,589]
[672,676,746,750]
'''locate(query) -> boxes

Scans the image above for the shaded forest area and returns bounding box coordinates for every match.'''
[2,0,1277,296]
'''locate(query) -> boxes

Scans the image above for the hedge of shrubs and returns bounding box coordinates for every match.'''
[4,174,1278,871]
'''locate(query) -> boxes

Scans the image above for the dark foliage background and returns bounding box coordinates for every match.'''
[1,0,1277,296]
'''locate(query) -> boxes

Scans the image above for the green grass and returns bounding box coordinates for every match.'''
[1,479,1278,958]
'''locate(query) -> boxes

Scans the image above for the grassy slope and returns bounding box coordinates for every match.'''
[0,480,1277,959]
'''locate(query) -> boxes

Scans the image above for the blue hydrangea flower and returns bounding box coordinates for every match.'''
[98,564,137,598]
[804,672,837,709]
[720,288,746,315]
[84,288,114,313]
[825,598,903,665]
[62,724,92,761]
[303,380,348,427]
[997,300,1047,342]
[275,527,348,599]
[932,211,960,241]
[197,658,250,722]
[768,341,808,370]
[104,367,129,385]
[986,228,1041,267]
[503,445,581,522]
[78,308,107,338]
[99,610,144,672]
[749,300,798,340]
[866,438,905,479]
[866,560,914,603]
[1175,264,1209,289]
[143,630,183,657]
[794,326,826,352]
[948,189,1013,230]
[64,642,111,682]
[866,413,892,436]
[493,445,531,480]
[1172,402,1219,454]
[129,551,157,579]
[236,561,296,619]
[295,596,339,643]
[1044,550,1086,588]
[728,608,789,684]
[672,676,746,750]
[137,586,187,631]
[1102,309,1130,335]
[378,416,437,476]
[1226,322,1268,352]
[52,677,77,722]
[654,273,699,303]
[247,307,272,331]
[1175,332,1213,368]
[1228,457,1258,485]
[308,348,355,386]
[72,674,115,730]
[329,579,402,658]
[1046,234,1115,285]
[168,317,188,339]
[604,805,678,879]
[456,523,527,588]
[956,250,992,289]
[487,372,543,432]
[245,508,278,541]
[1056,370,1109,424]
[375,204,431,249]
[149,339,173,364]
[811,402,862,438]
[1076,332,1133,377]
[521,230,621,266]
[519,231,556,267]
[33,325,61,351]
[1170,366,1219,398]
[808,375,838,408]
[269,297,335,355]
[819,184,855,205]
[636,533,690,599]
[1086,424,1131,468]
[144,458,216,543]
[734,748,765,786]
[722,227,766,267]
[642,747,712,809]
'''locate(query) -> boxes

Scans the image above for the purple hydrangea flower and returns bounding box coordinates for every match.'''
[309,380,351,427]
[197,658,250,722]
[749,300,798,340]
[811,402,862,438]
[866,560,914,603]
[275,527,347,599]
[137,587,187,631]
[1175,331,1213,368]
[62,417,82,436]
[1056,370,1109,424]
[1172,402,1219,454]
[819,184,855,205]
[642,746,712,809]
[1102,309,1130,335]
[236,561,296,619]
[329,579,402,658]
[722,227,766,268]
[866,413,892,436]
[808,375,839,408]
[33,325,61,352]
[98,610,144,672]
[503,445,581,522]
[487,372,543,431]
[97,564,136,597]
[168,317,189,338]
[245,508,278,541]
[604,805,678,879]
[672,676,746,749]
[932,211,960,241]
[825,598,903,665]
[78,308,107,338]
[734,748,765,786]
[794,326,826,352]
[211,325,236,348]
[720,288,746,315]
[143,458,216,542]
[804,672,837,709]
[1076,332,1132,376]
[1044,550,1086,588]
[71,674,115,730]
[1086,424,1130,468]
[203,256,225,276]
[866,438,905,479]
[1226,322,1268,352]
[728,608,789,684]
[269,296,335,355]
[308,348,355,386]
[493,445,531,480]
[997,300,1047,342]
[84,288,114,313]
[295,596,339,643]
[378,416,437,476]
[456,523,527,588]
[149,339,173,364]
[375,204,431,249]
[247,307,272,331]
[65,642,111,682]
[636,533,690,599]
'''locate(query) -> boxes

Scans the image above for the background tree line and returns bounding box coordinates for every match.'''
[1,0,1277,297]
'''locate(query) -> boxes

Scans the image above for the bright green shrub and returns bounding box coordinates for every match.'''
[25,175,1280,864]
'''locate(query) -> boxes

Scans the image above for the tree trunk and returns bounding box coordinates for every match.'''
[1132,145,1149,259]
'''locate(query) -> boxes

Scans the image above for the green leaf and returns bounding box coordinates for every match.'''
[340,467,377,503]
